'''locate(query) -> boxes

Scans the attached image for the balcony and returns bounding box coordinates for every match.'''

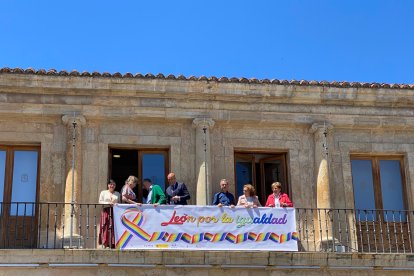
[0,202,412,253]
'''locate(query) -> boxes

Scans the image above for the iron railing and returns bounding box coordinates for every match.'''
[0,202,412,252]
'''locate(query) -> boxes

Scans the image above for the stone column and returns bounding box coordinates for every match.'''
[309,122,334,250]
[62,114,86,247]
[192,118,215,205]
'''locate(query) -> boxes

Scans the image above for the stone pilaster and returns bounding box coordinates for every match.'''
[309,123,333,209]
[192,118,215,205]
[62,114,86,246]
[309,122,334,250]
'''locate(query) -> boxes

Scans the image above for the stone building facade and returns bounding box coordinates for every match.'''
[0,68,414,273]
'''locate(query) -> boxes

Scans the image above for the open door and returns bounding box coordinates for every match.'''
[234,154,256,198]
[234,152,289,205]
[259,155,288,204]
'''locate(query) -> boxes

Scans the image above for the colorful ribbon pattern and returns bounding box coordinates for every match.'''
[116,207,298,250]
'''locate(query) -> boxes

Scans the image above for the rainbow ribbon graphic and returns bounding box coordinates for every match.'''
[116,207,299,249]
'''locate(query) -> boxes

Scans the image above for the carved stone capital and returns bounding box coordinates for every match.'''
[309,122,333,134]
[62,114,86,127]
[192,118,215,129]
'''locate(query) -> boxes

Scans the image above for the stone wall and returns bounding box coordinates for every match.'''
[0,72,414,211]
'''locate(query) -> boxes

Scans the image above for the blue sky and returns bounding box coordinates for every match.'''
[1,1,413,83]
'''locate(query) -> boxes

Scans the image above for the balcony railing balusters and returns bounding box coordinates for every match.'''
[61,204,65,249]
[0,202,412,253]
[38,203,42,248]
[385,210,391,253]
[317,209,323,250]
[78,204,82,248]
[407,211,412,253]
[372,210,377,253]
[351,209,357,252]
[392,211,398,253]
[311,209,316,251]
[30,203,36,248]
[399,211,405,253]
[378,211,384,253]
[14,203,18,248]
[336,209,342,250]
[343,209,349,252]
[86,204,90,244]
[46,202,50,249]
[94,204,97,247]
[363,211,370,253]
[53,203,58,248]
[357,211,363,252]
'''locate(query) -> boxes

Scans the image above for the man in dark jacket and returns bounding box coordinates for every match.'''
[212,179,235,207]
[165,172,191,205]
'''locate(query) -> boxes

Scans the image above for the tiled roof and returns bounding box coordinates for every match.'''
[1,67,413,90]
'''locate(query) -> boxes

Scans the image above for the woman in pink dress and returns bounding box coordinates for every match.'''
[237,184,261,208]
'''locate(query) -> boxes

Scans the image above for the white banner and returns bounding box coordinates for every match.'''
[113,205,298,251]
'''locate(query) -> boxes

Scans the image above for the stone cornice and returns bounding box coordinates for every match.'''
[1,67,413,90]
[1,72,414,109]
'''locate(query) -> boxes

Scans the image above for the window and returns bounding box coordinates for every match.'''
[0,146,40,248]
[351,155,408,252]
[234,152,289,205]
[109,148,169,202]
[351,156,406,221]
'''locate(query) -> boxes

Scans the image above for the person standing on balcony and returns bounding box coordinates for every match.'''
[98,179,121,248]
[165,172,190,205]
[237,184,261,208]
[143,178,166,205]
[212,179,235,207]
[265,182,293,207]
[121,175,139,204]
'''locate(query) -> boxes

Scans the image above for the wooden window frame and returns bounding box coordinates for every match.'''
[234,151,289,202]
[351,154,407,211]
[0,145,41,248]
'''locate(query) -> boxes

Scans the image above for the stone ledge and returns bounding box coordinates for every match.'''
[0,250,413,269]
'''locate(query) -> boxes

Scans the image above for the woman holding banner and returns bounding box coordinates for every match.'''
[237,184,261,208]
[121,175,139,204]
[265,182,293,207]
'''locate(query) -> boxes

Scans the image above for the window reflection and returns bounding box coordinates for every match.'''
[142,153,166,191]
[380,160,405,221]
[351,160,376,221]
[10,151,38,216]
[236,162,252,197]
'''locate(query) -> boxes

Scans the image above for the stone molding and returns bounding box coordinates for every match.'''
[192,118,215,129]
[62,114,86,127]
[309,122,333,134]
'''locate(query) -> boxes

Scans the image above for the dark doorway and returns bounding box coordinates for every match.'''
[109,149,139,196]
[109,148,169,203]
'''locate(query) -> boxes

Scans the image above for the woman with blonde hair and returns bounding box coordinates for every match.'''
[237,184,261,208]
[121,175,139,204]
[265,182,293,207]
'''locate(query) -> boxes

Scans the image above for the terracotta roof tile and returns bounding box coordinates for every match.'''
[0,67,412,90]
